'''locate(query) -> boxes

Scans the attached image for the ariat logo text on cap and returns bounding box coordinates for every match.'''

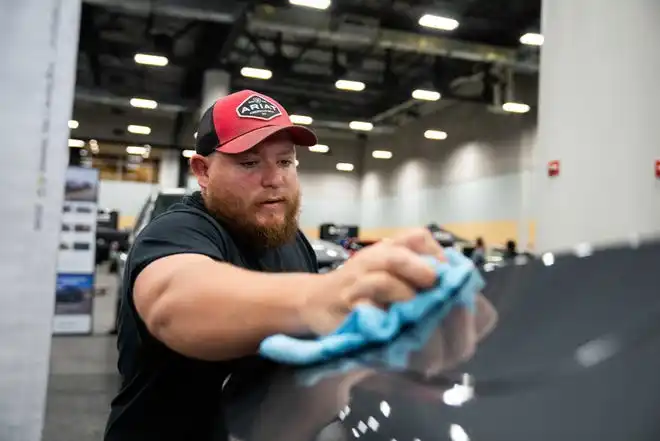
[235,94,282,121]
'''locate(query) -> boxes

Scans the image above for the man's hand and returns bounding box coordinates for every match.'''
[301,228,445,335]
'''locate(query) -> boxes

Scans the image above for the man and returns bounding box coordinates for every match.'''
[104,90,448,441]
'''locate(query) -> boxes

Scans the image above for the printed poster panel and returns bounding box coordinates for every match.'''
[53,273,94,334]
[54,166,99,335]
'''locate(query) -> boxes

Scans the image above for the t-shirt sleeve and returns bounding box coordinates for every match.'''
[123,209,228,307]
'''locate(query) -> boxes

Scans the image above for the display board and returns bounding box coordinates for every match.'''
[54,166,99,334]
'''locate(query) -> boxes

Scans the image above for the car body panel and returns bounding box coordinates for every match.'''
[221,238,660,441]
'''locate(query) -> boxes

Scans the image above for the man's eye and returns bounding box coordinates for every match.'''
[240,161,258,168]
[280,159,295,167]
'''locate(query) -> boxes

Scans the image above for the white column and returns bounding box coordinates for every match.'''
[158,149,181,189]
[534,0,660,252]
[200,69,230,115]
[0,0,81,439]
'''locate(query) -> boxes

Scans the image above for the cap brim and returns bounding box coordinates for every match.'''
[217,125,318,154]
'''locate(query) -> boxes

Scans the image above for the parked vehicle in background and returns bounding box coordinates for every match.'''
[310,239,351,272]
[109,188,188,334]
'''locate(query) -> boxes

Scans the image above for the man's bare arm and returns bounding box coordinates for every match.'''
[133,254,323,361]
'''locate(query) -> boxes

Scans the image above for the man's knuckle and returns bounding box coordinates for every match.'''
[384,247,409,270]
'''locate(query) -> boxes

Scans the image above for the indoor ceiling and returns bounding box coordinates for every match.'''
[71,0,542,151]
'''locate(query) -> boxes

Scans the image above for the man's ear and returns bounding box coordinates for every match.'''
[189,154,211,189]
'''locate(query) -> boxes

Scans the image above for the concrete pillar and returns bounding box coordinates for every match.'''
[200,69,231,115]
[158,149,181,189]
[0,0,82,439]
[534,0,660,252]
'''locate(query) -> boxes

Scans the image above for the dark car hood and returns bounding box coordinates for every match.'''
[224,239,660,441]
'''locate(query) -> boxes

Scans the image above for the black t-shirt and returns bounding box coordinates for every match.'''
[104,192,318,441]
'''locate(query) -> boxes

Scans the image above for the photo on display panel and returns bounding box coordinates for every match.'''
[64,167,99,203]
[55,274,94,316]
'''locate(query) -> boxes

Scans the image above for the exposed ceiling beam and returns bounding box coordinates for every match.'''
[75,88,194,113]
[82,0,238,23]
[248,5,538,71]
[73,87,396,134]
[83,1,538,71]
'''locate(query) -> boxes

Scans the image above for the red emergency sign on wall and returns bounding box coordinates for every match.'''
[548,160,560,177]
[656,160,660,178]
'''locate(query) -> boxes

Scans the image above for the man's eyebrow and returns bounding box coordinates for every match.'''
[276,147,296,156]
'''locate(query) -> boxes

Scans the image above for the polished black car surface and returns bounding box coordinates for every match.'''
[223,238,660,441]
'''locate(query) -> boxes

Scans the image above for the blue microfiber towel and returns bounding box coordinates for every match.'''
[259,248,485,366]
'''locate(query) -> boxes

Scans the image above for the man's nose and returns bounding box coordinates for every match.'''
[260,163,286,188]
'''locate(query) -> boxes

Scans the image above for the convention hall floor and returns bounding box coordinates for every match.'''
[43,265,119,441]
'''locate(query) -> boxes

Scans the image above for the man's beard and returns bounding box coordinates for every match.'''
[203,189,301,250]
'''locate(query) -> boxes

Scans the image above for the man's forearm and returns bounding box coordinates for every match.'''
[145,258,323,361]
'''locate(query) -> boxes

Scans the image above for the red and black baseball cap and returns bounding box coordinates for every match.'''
[195,90,318,156]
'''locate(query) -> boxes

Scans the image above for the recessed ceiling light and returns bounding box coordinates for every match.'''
[290,114,313,125]
[372,150,393,159]
[193,132,197,139]
[424,129,448,140]
[418,14,459,31]
[68,120,79,129]
[520,33,544,46]
[127,124,151,135]
[502,102,531,113]
[349,121,373,131]
[134,53,168,66]
[335,79,365,92]
[336,162,354,172]
[130,98,158,109]
[126,146,148,155]
[240,67,273,80]
[412,89,441,101]
[68,139,85,148]
[289,0,331,10]
[309,144,330,153]
[182,149,195,158]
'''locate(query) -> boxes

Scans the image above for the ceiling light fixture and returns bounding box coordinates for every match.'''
[134,53,169,67]
[130,98,158,109]
[295,159,300,167]
[418,14,459,31]
[182,150,195,158]
[289,0,331,10]
[127,124,151,135]
[68,120,79,129]
[502,102,531,113]
[193,132,197,139]
[240,67,273,80]
[335,79,365,92]
[412,89,441,101]
[68,139,85,148]
[126,146,148,155]
[336,162,354,172]
[309,144,330,153]
[520,32,544,46]
[372,150,393,159]
[424,129,448,140]
[290,114,313,125]
[349,121,373,131]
